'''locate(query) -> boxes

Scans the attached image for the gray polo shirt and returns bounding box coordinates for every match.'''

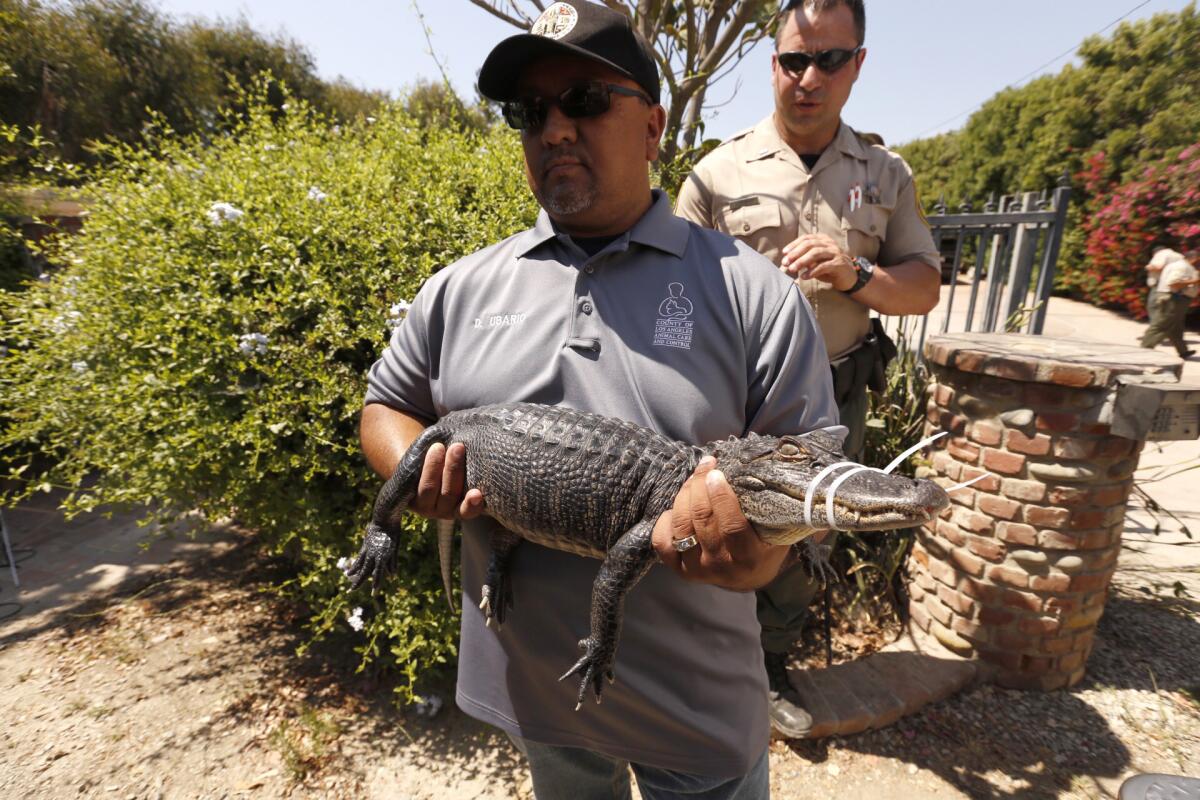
[365,190,837,778]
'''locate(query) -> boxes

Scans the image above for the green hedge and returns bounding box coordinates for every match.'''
[0,88,539,695]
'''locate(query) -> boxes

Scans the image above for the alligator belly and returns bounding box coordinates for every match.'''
[484,511,608,560]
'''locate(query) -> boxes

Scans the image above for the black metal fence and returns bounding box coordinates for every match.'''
[900,177,1073,354]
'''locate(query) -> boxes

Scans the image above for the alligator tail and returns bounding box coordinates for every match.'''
[437,518,456,613]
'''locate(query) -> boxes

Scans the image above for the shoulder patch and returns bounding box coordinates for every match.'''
[913,182,930,228]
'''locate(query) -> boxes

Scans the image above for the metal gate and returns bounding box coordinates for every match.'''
[904,176,1073,354]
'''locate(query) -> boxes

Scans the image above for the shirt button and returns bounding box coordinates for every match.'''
[742,223,751,232]
[581,302,593,314]
[870,224,877,232]
[584,265,595,274]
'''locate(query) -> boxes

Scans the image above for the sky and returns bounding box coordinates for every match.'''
[152,0,1194,147]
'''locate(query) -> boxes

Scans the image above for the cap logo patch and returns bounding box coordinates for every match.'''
[531,3,579,40]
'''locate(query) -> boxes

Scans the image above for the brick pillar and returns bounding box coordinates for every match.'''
[907,333,1181,690]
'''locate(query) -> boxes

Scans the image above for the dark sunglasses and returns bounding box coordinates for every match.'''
[502,80,652,131]
[776,47,862,75]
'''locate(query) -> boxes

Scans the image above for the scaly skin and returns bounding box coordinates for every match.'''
[345,402,948,710]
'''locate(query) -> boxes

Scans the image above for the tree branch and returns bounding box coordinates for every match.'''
[465,0,531,29]
[694,0,768,80]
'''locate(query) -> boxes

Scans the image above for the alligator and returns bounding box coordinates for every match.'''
[345,402,949,709]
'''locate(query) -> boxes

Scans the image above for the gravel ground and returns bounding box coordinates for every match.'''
[2,529,1197,799]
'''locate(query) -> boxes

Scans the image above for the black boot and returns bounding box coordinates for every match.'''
[764,650,813,738]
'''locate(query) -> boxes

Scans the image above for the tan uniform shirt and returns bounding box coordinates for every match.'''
[676,116,940,359]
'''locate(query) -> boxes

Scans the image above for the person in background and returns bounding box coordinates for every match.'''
[1140,247,1198,358]
[674,0,941,737]
[1141,247,1170,343]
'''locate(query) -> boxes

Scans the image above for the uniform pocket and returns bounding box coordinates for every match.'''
[718,199,783,238]
[840,205,889,262]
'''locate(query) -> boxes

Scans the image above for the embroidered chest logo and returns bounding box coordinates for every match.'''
[473,312,528,330]
[653,282,694,350]
[531,3,579,39]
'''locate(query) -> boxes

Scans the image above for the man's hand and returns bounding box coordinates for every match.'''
[780,232,856,291]
[652,457,789,591]
[410,442,486,521]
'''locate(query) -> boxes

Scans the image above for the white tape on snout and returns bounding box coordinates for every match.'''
[803,461,856,528]
[825,466,889,531]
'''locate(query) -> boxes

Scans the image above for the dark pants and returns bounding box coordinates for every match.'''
[1141,292,1192,357]
[756,386,866,653]
[508,735,771,800]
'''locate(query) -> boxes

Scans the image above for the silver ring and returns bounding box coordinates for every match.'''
[671,534,699,553]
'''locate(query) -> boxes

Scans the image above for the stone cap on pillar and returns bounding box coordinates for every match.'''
[924,333,1182,390]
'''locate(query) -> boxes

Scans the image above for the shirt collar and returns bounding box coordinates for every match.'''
[515,189,688,260]
[748,116,867,166]
[831,121,869,162]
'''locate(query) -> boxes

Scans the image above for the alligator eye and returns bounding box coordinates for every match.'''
[778,443,801,457]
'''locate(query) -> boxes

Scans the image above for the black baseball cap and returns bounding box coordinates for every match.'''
[478,2,661,104]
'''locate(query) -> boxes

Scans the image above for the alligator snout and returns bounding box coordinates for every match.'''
[804,466,949,532]
[730,456,950,545]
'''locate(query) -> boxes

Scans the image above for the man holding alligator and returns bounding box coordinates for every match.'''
[675,0,941,738]
[358,2,841,796]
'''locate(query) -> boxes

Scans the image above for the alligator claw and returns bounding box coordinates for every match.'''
[345,524,399,591]
[479,591,500,630]
[479,571,513,630]
[559,637,614,709]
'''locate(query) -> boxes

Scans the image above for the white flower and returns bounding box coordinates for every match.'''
[346,606,365,632]
[336,556,352,572]
[365,116,376,124]
[207,202,244,225]
[50,310,82,334]
[331,125,341,135]
[37,272,50,282]
[307,186,328,203]
[281,102,290,111]
[413,694,443,718]
[71,360,88,373]
[387,299,412,331]
[237,332,269,355]
[263,143,277,151]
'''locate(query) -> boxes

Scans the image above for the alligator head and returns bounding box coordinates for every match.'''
[707,429,949,545]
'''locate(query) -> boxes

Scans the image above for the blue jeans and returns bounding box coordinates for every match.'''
[509,735,770,800]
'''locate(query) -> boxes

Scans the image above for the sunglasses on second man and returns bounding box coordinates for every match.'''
[776,47,862,75]
[502,80,653,132]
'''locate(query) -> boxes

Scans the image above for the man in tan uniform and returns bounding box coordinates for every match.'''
[675,0,941,737]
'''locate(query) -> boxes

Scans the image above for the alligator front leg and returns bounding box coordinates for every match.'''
[560,518,656,710]
[345,426,450,591]
[480,526,521,628]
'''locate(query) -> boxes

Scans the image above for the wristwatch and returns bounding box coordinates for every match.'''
[845,256,875,294]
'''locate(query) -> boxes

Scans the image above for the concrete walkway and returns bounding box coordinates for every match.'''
[0,496,238,643]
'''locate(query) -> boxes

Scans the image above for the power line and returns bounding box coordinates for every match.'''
[914,0,1153,139]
